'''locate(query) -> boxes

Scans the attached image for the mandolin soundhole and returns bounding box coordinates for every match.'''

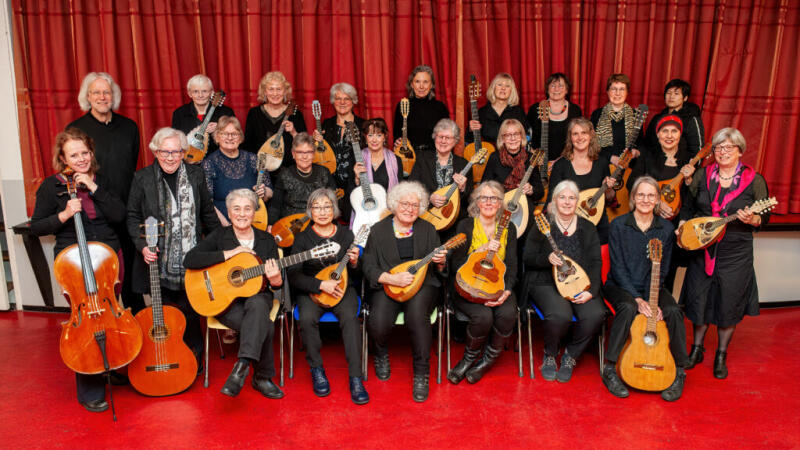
[661,186,675,202]
[330,272,341,281]
[228,268,245,287]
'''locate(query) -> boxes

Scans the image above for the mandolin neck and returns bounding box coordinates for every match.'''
[442,156,479,200]
[409,245,444,274]
[543,229,567,266]
[401,117,409,147]
[509,155,537,207]
[646,262,661,332]
[540,116,549,180]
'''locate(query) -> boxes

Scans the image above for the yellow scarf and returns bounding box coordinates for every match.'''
[468,217,508,261]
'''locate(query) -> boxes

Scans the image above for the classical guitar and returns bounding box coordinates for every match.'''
[271,189,344,248]
[462,75,496,184]
[576,149,634,225]
[259,100,297,172]
[455,210,512,303]
[503,145,545,237]
[186,241,340,317]
[311,225,371,308]
[184,91,227,164]
[617,238,676,392]
[384,233,467,302]
[393,98,416,176]
[129,217,197,396]
[311,100,336,173]
[346,121,389,233]
[252,153,270,231]
[677,197,777,251]
[606,104,648,221]
[532,212,591,301]
[419,148,488,231]
[533,100,550,214]
[657,142,713,219]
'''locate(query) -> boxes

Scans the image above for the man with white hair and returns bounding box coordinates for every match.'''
[172,74,235,155]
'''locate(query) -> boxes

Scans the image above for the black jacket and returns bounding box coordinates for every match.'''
[392,96,450,153]
[409,150,474,224]
[449,218,518,291]
[465,104,529,147]
[527,102,583,162]
[242,105,307,165]
[288,225,357,294]
[644,102,705,157]
[606,213,673,299]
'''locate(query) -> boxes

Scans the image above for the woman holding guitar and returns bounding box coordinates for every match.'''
[350,118,403,194]
[363,181,447,402]
[183,189,284,399]
[602,176,688,401]
[393,65,450,154]
[31,128,128,413]
[679,128,770,379]
[524,180,605,382]
[527,73,584,162]
[287,188,368,404]
[466,73,529,147]
[589,73,644,165]
[447,181,518,385]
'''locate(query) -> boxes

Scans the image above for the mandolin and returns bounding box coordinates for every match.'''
[533,101,551,214]
[455,210,512,303]
[384,233,467,302]
[252,153,270,231]
[533,212,591,301]
[259,100,297,172]
[311,100,336,173]
[129,217,197,396]
[393,98,416,176]
[186,242,340,317]
[184,91,227,164]
[677,197,777,251]
[606,105,648,221]
[503,145,545,237]
[271,189,344,248]
[462,75,496,185]
[617,238,676,392]
[420,149,488,231]
[576,149,634,225]
[311,225,371,307]
[657,142,713,219]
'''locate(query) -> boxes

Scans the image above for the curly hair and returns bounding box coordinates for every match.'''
[52,127,99,174]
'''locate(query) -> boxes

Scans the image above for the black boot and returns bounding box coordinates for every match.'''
[221,360,249,397]
[252,374,284,399]
[601,364,629,398]
[412,373,429,402]
[686,345,705,369]
[465,328,510,384]
[713,350,728,379]
[446,331,486,385]
[661,367,686,402]
[373,353,391,381]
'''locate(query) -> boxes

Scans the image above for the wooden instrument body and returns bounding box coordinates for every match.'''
[394,98,416,176]
[606,163,633,221]
[185,252,266,317]
[658,176,683,220]
[420,184,461,231]
[351,183,388,232]
[271,213,310,248]
[384,260,429,302]
[56,242,143,374]
[455,251,506,303]
[258,102,296,172]
[313,139,336,173]
[676,216,726,250]
[617,315,676,391]
[576,187,605,225]
[184,134,209,164]
[552,255,591,301]
[504,189,529,237]
[184,91,227,164]
[311,264,348,307]
[128,304,197,396]
[252,199,269,231]
[463,141,496,184]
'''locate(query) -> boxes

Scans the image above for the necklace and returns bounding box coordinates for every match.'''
[296,167,312,178]
[549,100,567,115]
[555,214,575,236]
[392,219,413,238]
[312,223,336,238]
[719,171,736,181]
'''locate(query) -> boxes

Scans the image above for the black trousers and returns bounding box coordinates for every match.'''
[219,293,276,378]
[161,287,203,361]
[530,284,605,359]
[296,288,362,377]
[367,285,436,375]
[604,284,689,367]
[453,292,517,339]
[116,225,145,314]
[76,373,105,404]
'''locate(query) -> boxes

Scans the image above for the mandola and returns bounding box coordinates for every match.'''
[606,104,648,221]
[311,100,336,173]
[533,212,591,302]
[184,91,227,164]
[393,98,416,176]
[503,145,545,237]
[455,210,512,303]
[384,233,467,302]
[677,197,777,251]
[419,148,488,231]
[259,100,297,172]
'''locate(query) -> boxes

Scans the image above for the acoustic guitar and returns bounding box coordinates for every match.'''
[677,197,777,251]
[617,238,676,392]
[606,105,648,221]
[129,217,197,396]
[384,233,467,302]
[576,149,634,225]
[462,75,496,185]
[455,210,512,303]
[393,98,416,176]
[657,142,713,219]
[346,122,389,233]
[532,212,591,301]
[186,242,340,317]
[533,101,551,214]
[311,225,371,307]
[311,100,336,173]
[420,149,488,231]
[252,153,270,231]
[258,101,297,172]
[503,145,545,237]
[271,189,344,248]
[184,91,227,164]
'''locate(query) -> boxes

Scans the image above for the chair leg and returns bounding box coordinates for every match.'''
[216,329,225,359]
[527,309,534,379]
[517,310,523,378]
[289,312,295,380]
[279,314,285,387]
[204,323,210,388]
[361,309,368,381]
[436,309,442,385]
[599,321,606,375]
[445,308,452,371]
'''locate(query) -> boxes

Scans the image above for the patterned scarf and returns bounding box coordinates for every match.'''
[596,103,636,149]
[498,145,528,190]
[157,163,196,290]
[434,153,454,189]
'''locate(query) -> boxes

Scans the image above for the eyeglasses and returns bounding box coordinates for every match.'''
[549,82,566,89]
[503,132,522,139]
[189,89,211,95]
[556,194,577,202]
[635,193,657,200]
[436,135,455,142]
[157,149,184,158]
[334,96,353,103]
[477,196,502,204]
[310,205,333,212]
[714,144,738,154]
[398,201,420,211]
[294,151,315,156]
[218,132,240,139]
[367,133,385,139]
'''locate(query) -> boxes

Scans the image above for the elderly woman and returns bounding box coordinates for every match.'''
[183,189,284,399]
[363,181,447,402]
[31,128,127,413]
[447,181,518,385]
[288,188,367,404]
[393,65,450,154]
[350,118,403,192]
[171,74,235,155]
[524,180,604,382]
[127,127,220,368]
[527,73,584,162]
[243,71,307,168]
[467,73,529,146]
[679,128,770,379]
[589,73,644,165]
[482,118,543,209]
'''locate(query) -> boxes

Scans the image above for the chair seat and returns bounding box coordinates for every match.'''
[207,316,230,330]
[292,297,362,322]
[395,308,438,325]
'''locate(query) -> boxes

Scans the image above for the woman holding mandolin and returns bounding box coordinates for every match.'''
[363,181,447,402]
[393,65,450,154]
[466,73,529,147]
[287,188,368,404]
[447,181,518,385]
[679,128,770,380]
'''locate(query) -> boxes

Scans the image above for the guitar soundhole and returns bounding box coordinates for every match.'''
[364,199,376,210]
[150,325,170,342]
[643,331,657,346]
[479,260,494,270]
[228,268,245,287]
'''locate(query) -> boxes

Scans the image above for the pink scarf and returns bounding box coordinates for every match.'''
[703,162,755,275]
[362,147,399,189]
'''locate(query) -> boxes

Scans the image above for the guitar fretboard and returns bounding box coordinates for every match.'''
[147,246,165,327]
[238,248,321,281]
[646,262,661,332]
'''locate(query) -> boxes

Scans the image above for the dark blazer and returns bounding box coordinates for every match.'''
[409,150,474,220]
[449,218,518,291]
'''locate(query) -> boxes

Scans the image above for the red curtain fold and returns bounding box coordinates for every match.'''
[12,0,800,217]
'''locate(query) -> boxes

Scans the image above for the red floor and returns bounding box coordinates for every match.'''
[1,308,799,449]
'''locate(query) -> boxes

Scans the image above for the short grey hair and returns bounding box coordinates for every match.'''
[546,179,580,217]
[78,72,122,111]
[306,188,341,219]
[629,175,661,215]
[292,132,315,150]
[186,74,213,92]
[432,118,461,145]
[711,127,746,154]
[148,127,188,153]
[225,188,259,212]
[329,82,359,105]
[467,180,505,219]
[405,65,436,99]
[387,181,429,215]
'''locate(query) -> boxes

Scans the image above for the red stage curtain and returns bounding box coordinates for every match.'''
[12,0,800,217]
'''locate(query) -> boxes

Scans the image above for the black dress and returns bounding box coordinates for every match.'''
[267,165,337,225]
[392,96,450,153]
[527,102,583,162]
[171,102,236,155]
[547,156,612,244]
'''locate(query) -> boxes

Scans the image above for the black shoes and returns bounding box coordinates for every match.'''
[661,368,686,402]
[412,374,429,402]
[221,360,249,397]
[310,366,331,397]
[686,345,705,369]
[556,353,577,383]
[714,350,728,379]
[349,377,369,405]
[80,399,109,413]
[374,354,391,381]
[541,355,557,381]
[602,365,629,398]
[465,329,509,384]
[252,374,284,399]
[447,332,485,385]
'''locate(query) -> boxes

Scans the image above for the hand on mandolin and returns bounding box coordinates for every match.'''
[389,272,414,287]
[485,290,511,307]
[736,206,761,226]
[635,297,663,321]
[254,184,273,201]
[658,202,674,219]
[320,279,344,298]
[548,252,563,266]
[347,247,360,266]
[312,129,324,143]
[453,173,467,192]
[522,183,533,196]
[282,120,296,137]
[430,193,447,208]
[573,291,592,304]
[223,246,255,261]
[58,198,83,223]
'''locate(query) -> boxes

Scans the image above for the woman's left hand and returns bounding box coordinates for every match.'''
[283,120,296,137]
[264,259,282,286]
[573,291,592,304]
[486,239,500,253]
[485,290,511,307]
[73,173,98,193]
[453,173,467,192]
[658,201,674,219]
[431,249,448,265]
[347,247,360,266]
[522,183,533,196]
[254,184,273,201]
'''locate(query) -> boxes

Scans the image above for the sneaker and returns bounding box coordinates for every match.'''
[374,354,391,381]
[661,368,686,402]
[540,354,557,381]
[556,353,577,383]
[602,365,629,398]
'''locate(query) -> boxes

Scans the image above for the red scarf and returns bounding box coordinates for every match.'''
[498,146,528,190]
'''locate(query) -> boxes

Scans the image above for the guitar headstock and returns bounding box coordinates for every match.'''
[345,121,361,145]
[353,224,371,247]
[311,241,341,260]
[211,91,227,108]
[142,216,163,248]
[471,147,489,165]
[533,212,551,235]
[443,233,468,251]
[750,197,778,215]
[400,98,410,118]
[647,238,662,263]
[468,75,481,102]
[311,100,322,120]
[633,104,649,129]
[538,100,550,123]
[618,149,635,169]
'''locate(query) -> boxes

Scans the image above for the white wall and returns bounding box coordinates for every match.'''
[753,231,800,303]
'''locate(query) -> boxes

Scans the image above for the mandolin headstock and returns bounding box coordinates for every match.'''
[211,91,226,108]
[444,233,468,251]
[533,212,551,235]
[311,100,322,120]
[400,98,410,118]
[750,197,778,215]
[647,238,662,263]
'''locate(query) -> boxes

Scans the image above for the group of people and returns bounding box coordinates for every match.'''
[30,67,769,413]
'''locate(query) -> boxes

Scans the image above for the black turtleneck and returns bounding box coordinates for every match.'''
[392,96,450,153]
